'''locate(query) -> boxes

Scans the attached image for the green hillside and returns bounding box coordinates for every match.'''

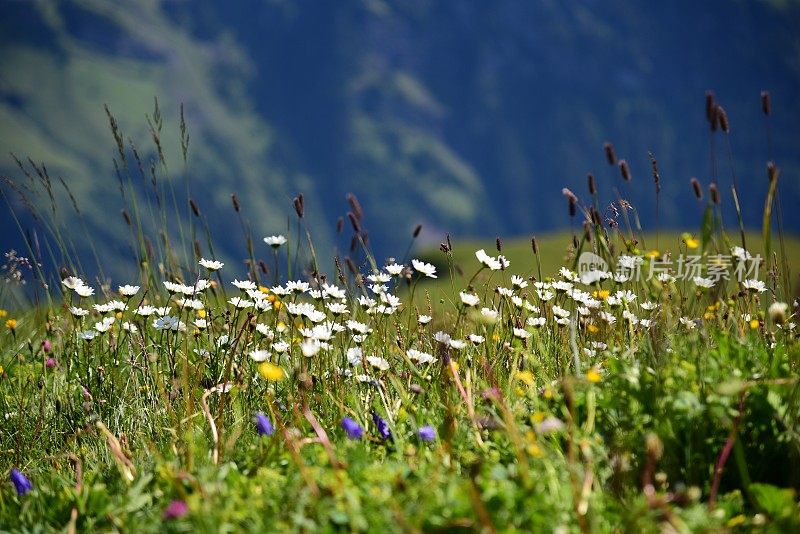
[413,231,800,309]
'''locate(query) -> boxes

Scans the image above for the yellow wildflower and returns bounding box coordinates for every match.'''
[525,431,543,457]
[646,250,660,259]
[726,515,746,528]
[197,309,207,318]
[258,362,285,381]
[681,232,700,249]
[0,309,7,318]
[115,311,123,320]
[259,285,270,294]
[586,367,602,383]
[515,370,534,386]
[749,319,760,330]
[5,319,17,330]
[592,290,610,300]
[587,323,599,334]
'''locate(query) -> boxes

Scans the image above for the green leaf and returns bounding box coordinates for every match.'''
[749,483,796,518]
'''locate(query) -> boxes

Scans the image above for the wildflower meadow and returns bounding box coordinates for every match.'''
[1,96,799,532]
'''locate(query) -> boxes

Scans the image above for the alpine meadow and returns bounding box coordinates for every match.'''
[2,2,800,532]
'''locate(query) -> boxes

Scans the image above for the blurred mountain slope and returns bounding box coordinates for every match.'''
[1,0,798,280]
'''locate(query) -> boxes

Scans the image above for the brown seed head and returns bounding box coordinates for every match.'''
[603,142,617,166]
[346,192,363,220]
[706,92,720,131]
[767,161,778,183]
[716,104,730,133]
[619,159,631,181]
[690,177,703,200]
[587,173,597,195]
[231,193,241,213]
[347,211,361,233]
[709,183,720,205]
[761,90,771,116]
[293,195,304,218]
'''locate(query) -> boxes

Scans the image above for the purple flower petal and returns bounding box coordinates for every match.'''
[10,469,32,496]
[418,425,436,442]
[253,412,274,436]
[341,417,364,440]
[163,500,189,520]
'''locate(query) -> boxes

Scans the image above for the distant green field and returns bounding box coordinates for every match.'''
[413,230,800,308]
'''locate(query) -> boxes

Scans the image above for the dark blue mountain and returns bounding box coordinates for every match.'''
[1,0,798,280]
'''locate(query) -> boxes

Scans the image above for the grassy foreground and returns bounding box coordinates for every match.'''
[1,100,800,532]
[1,222,799,531]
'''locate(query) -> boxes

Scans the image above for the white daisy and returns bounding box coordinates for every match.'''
[448,339,468,350]
[385,263,404,276]
[475,249,502,271]
[94,317,115,333]
[693,276,715,289]
[69,306,89,317]
[513,328,531,339]
[459,292,480,307]
[135,305,158,317]
[250,349,270,362]
[272,341,290,353]
[326,302,349,315]
[286,280,310,293]
[731,246,752,261]
[62,276,86,290]
[367,272,391,284]
[407,349,436,364]
[118,285,140,297]
[366,355,390,370]
[527,316,546,327]
[412,259,437,278]
[347,320,372,334]
[122,321,138,333]
[264,235,287,248]
[657,272,676,283]
[497,287,515,297]
[511,275,528,289]
[74,285,95,298]
[231,279,257,291]
[199,258,224,270]
[322,284,347,300]
[229,297,254,309]
[255,324,273,337]
[742,279,767,293]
